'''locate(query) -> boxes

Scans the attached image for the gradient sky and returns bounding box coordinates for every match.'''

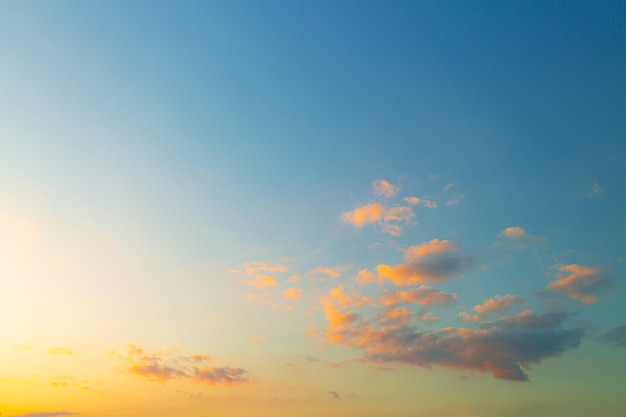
[1,1,625,416]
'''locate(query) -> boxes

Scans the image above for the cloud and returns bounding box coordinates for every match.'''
[355,269,376,285]
[328,390,340,399]
[287,274,301,283]
[546,264,613,304]
[115,344,252,386]
[587,182,603,197]
[284,288,302,300]
[309,266,347,278]
[341,203,415,236]
[245,276,277,289]
[380,286,458,307]
[446,195,463,206]
[444,183,455,191]
[341,203,385,227]
[6,413,80,417]
[459,295,524,322]
[320,291,583,381]
[250,336,263,344]
[376,241,476,286]
[403,196,437,208]
[230,262,287,277]
[597,324,626,348]
[48,348,73,356]
[497,227,546,250]
[373,179,399,198]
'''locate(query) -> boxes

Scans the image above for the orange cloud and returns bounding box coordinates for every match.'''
[309,266,346,278]
[250,336,262,344]
[380,286,458,307]
[355,269,376,285]
[377,240,475,286]
[373,179,399,198]
[318,287,583,381]
[547,264,612,304]
[403,239,459,261]
[501,227,526,237]
[341,203,385,227]
[245,275,277,289]
[459,294,524,322]
[116,344,251,386]
[284,288,302,300]
[287,274,301,283]
[230,262,287,277]
[403,196,437,208]
[341,203,415,235]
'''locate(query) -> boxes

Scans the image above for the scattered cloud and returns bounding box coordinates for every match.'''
[403,196,437,208]
[287,274,301,283]
[380,286,458,307]
[245,276,277,289]
[328,390,340,399]
[284,288,303,300]
[114,344,252,386]
[377,240,476,285]
[5,412,80,417]
[546,264,613,304]
[320,290,583,381]
[341,203,415,236]
[597,324,626,348]
[587,182,603,197]
[458,295,525,322]
[230,262,287,277]
[446,195,464,206]
[309,266,347,278]
[48,348,73,356]
[497,226,546,249]
[373,179,399,198]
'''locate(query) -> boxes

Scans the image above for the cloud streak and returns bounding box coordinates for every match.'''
[546,264,612,304]
[115,344,252,386]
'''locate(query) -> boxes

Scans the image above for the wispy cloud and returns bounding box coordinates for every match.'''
[587,182,603,197]
[446,195,464,206]
[230,262,287,277]
[373,179,400,198]
[458,294,525,322]
[48,348,73,356]
[328,390,341,399]
[245,275,277,289]
[403,196,437,208]
[546,264,613,304]
[380,286,458,307]
[597,324,626,348]
[341,203,415,236]
[309,266,347,278]
[114,344,252,386]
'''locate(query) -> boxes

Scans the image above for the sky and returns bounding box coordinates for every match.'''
[1,1,625,416]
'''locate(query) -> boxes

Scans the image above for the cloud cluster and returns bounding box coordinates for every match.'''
[376,240,476,285]
[115,344,252,386]
[546,264,613,304]
[321,289,583,381]
[458,295,525,322]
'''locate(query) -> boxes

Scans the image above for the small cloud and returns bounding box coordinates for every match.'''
[250,336,262,344]
[422,200,437,208]
[368,242,383,249]
[403,196,437,208]
[587,182,603,197]
[355,269,376,285]
[284,288,302,300]
[328,390,340,399]
[341,203,415,236]
[546,264,613,304]
[597,324,626,348]
[341,203,385,227]
[349,392,360,399]
[373,179,399,198]
[403,196,421,205]
[245,276,277,289]
[444,183,455,191]
[498,226,546,248]
[48,348,73,356]
[458,294,525,322]
[309,266,347,278]
[287,274,300,283]
[115,344,252,386]
[230,262,286,277]
[446,195,464,206]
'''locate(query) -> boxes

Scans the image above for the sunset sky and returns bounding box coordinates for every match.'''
[1,1,625,416]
